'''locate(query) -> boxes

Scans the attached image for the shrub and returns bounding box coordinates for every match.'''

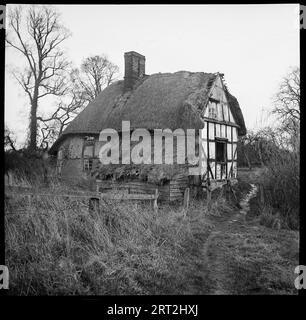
[5,150,55,186]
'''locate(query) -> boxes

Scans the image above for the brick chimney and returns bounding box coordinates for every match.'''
[124,51,145,91]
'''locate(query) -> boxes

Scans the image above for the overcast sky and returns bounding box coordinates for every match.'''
[5,4,300,147]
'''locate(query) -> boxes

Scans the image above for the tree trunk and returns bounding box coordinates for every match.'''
[29,93,38,151]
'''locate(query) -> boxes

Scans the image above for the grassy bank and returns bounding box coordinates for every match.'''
[5,170,299,295]
[5,181,216,295]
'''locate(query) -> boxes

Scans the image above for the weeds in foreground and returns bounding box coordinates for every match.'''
[5,181,215,295]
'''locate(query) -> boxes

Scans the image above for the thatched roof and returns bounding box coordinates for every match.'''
[225,90,247,136]
[50,71,246,153]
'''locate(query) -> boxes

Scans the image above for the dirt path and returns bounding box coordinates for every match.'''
[199,184,259,294]
[193,170,298,295]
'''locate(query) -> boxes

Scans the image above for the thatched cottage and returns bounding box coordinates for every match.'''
[49,51,246,201]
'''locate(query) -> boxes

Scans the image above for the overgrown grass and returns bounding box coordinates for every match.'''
[210,227,299,295]
[5,179,215,295]
[6,161,298,295]
[253,148,299,230]
[239,147,299,230]
[5,150,52,185]
[261,149,299,229]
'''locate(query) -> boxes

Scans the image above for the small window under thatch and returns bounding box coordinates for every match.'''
[83,141,95,172]
[84,158,93,172]
[208,102,217,119]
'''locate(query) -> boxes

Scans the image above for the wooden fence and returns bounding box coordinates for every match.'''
[5,185,160,214]
[5,185,192,217]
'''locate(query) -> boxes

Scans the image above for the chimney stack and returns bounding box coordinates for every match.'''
[124,51,145,91]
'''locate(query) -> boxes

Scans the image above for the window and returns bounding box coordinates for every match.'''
[216,140,227,163]
[83,140,95,172]
[208,102,217,119]
[83,158,93,172]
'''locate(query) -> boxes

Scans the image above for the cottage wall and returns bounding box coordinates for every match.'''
[199,75,239,182]
[60,158,84,178]
[56,125,237,183]
[57,136,87,179]
[58,136,83,158]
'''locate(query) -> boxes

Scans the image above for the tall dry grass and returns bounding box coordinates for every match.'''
[258,144,299,230]
[5,178,214,295]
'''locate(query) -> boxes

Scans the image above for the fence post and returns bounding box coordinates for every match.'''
[225,179,230,201]
[27,194,32,207]
[259,184,264,205]
[183,188,190,210]
[182,187,190,218]
[64,211,70,257]
[206,184,211,210]
[153,189,158,213]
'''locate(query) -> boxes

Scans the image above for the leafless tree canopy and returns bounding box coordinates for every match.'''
[239,67,300,168]
[36,85,85,150]
[272,67,300,138]
[6,5,71,151]
[5,125,17,151]
[35,55,120,149]
[35,54,119,149]
[72,55,119,104]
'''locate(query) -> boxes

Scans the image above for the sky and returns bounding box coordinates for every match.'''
[5,4,300,147]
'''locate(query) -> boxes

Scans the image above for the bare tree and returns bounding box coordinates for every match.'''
[272,67,300,140]
[36,54,119,149]
[6,5,71,151]
[5,125,17,151]
[37,90,85,149]
[72,54,119,104]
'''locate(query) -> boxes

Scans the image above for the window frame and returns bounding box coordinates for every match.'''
[83,158,93,172]
[215,138,227,164]
[82,138,95,172]
[208,101,217,119]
